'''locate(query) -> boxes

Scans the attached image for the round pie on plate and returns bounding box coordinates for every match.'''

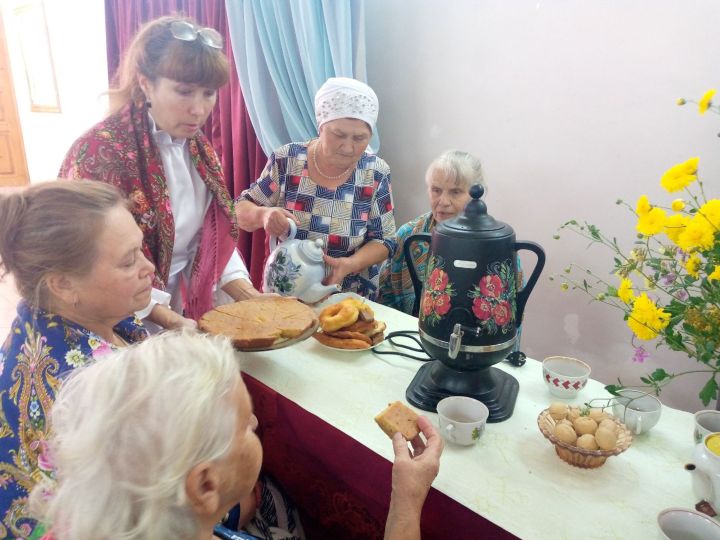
[199,297,318,351]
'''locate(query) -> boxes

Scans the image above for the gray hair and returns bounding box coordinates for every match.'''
[30,331,242,540]
[425,150,486,193]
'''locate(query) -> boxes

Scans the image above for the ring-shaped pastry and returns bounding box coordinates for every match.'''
[319,302,359,332]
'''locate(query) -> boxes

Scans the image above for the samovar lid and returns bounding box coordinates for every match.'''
[438,184,514,239]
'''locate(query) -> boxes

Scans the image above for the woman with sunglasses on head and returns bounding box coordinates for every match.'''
[60,15,261,332]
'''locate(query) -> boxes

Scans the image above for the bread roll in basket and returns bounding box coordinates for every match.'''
[537,409,633,469]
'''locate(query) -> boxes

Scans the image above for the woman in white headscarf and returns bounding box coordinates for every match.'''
[235,77,397,300]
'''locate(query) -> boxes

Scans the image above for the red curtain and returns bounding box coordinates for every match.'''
[104,0,269,286]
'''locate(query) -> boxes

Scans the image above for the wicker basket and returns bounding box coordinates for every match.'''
[537,409,633,469]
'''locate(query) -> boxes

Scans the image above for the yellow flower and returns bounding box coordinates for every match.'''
[664,213,690,244]
[636,207,667,236]
[635,195,651,216]
[627,293,670,340]
[684,254,702,278]
[699,88,716,115]
[617,278,635,304]
[697,199,720,229]
[660,157,699,192]
[677,215,715,251]
[671,198,685,212]
[709,266,720,281]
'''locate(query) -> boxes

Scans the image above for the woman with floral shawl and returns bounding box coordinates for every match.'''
[0,181,151,539]
[59,16,259,331]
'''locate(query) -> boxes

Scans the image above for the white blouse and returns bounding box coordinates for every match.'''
[136,114,250,320]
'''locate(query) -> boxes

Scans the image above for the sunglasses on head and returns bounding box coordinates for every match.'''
[169,20,223,49]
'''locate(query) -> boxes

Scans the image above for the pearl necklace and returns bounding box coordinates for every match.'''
[311,142,354,180]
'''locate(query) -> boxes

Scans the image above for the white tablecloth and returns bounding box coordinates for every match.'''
[238,300,697,539]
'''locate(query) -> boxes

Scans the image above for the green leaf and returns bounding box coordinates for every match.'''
[605,384,623,395]
[650,368,669,382]
[640,376,651,384]
[700,377,719,407]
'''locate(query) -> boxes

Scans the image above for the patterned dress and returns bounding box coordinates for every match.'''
[378,211,435,315]
[0,301,147,539]
[239,141,397,300]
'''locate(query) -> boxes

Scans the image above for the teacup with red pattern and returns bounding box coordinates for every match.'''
[542,356,591,398]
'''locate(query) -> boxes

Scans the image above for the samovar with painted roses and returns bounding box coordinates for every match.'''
[404,184,545,421]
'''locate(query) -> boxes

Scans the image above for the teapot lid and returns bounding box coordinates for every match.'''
[438,184,513,239]
[299,237,326,263]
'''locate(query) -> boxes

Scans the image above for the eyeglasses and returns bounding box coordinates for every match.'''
[169,20,223,49]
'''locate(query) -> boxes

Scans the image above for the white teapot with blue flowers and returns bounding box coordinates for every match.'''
[262,218,340,304]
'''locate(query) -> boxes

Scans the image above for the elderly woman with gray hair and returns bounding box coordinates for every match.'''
[378,150,486,315]
[30,331,443,540]
[235,77,397,299]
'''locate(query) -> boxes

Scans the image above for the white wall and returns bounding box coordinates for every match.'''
[3,0,715,412]
[1,0,108,182]
[365,0,720,412]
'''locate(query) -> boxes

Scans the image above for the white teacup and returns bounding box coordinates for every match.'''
[611,389,662,435]
[436,396,489,446]
[657,507,720,539]
[694,410,720,445]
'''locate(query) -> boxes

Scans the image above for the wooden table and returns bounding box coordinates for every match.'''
[238,300,697,539]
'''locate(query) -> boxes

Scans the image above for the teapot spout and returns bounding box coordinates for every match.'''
[300,283,341,304]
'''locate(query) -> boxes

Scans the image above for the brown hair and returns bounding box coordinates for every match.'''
[0,180,127,307]
[108,15,230,114]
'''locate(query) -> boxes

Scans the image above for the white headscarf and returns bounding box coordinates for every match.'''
[314,77,379,132]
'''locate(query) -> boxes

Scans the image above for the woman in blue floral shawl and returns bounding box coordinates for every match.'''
[0,181,152,539]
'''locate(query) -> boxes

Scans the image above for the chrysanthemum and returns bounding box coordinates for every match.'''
[677,216,715,252]
[636,194,651,216]
[627,293,670,340]
[617,277,635,304]
[684,254,702,278]
[671,198,685,212]
[698,199,720,229]
[699,88,716,115]
[664,213,690,244]
[708,265,720,281]
[636,207,667,236]
[660,157,699,192]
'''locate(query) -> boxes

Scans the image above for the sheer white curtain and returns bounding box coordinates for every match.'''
[225,0,379,156]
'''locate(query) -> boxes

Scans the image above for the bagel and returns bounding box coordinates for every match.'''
[319,302,359,332]
[339,298,374,322]
[313,331,370,350]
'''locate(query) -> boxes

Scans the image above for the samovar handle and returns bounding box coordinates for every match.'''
[403,232,432,317]
[513,241,546,325]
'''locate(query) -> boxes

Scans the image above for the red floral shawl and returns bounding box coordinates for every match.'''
[59,103,239,320]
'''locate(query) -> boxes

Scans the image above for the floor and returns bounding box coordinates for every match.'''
[0,186,25,338]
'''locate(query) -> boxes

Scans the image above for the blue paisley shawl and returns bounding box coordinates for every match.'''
[0,300,147,539]
[378,211,436,315]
